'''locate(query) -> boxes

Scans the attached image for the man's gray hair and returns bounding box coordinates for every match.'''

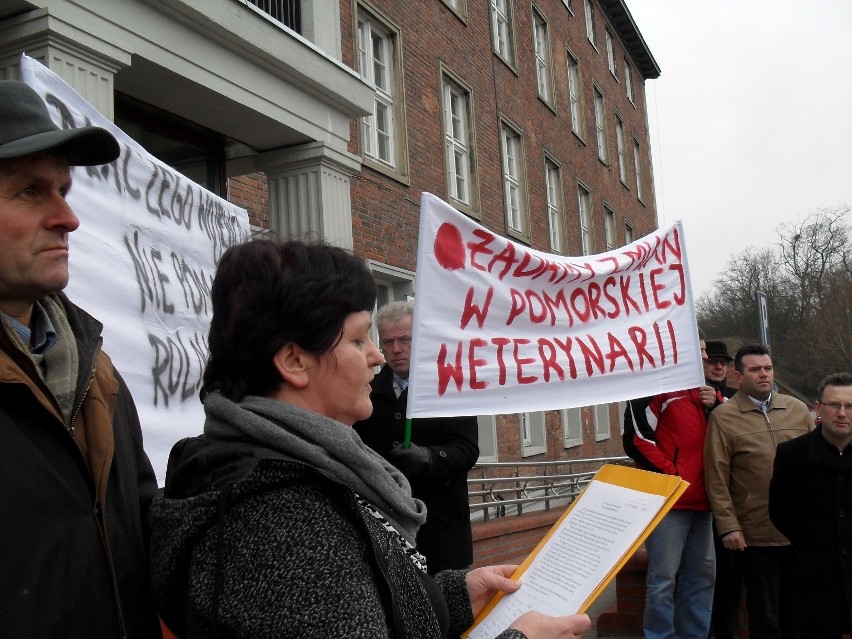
[376,300,414,329]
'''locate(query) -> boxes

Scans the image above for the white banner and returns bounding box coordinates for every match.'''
[408,193,703,418]
[21,56,251,481]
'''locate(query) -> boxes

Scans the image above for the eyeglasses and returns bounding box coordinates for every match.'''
[822,402,852,412]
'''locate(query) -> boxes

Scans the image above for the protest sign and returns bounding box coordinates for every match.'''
[408,193,703,418]
[21,55,250,480]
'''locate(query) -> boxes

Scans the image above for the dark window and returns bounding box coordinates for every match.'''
[115,94,227,197]
[246,0,301,33]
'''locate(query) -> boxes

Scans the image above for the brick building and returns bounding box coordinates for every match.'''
[339,0,661,464]
[0,0,660,464]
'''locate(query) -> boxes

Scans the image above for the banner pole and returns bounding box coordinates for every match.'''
[403,418,412,448]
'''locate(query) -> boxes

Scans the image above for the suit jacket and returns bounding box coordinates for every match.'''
[354,365,479,574]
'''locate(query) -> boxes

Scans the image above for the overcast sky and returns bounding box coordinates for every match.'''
[626,0,852,300]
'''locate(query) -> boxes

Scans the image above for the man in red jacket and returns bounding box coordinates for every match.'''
[623,334,718,639]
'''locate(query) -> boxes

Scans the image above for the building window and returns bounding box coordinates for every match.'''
[633,137,644,201]
[521,411,547,457]
[357,9,405,174]
[624,59,634,104]
[615,113,627,183]
[501,122,527,237]
[583,0,596,48]
[442,0,467,18]
[491,0,515,65]
[566,50,583,137]
[562,407,582,448]
[442,73,477,209]
[625,221,634,244]
[477,415,498,462]
[593,86,607,163]
[369,261,415,345]
[617,400,627,435]
[245,0,301,33]
[532,8,553,104]
[606,31,617,77]
[578,184,592,255]
[545,159,563,253]
[604,205,615,251]
[594,404,611,441]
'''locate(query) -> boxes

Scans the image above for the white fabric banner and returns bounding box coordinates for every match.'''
[21,56,251,481]
[408,193,703,418]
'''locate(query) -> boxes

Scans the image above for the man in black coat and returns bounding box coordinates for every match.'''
[355,300,479,575]
[769,371,852,639]
[0,81,159,637]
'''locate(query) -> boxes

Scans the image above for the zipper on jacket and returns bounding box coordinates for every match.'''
[68,337,103,442]
[763,412,777,448]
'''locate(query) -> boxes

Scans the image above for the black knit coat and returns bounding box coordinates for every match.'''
[150,437,526,639]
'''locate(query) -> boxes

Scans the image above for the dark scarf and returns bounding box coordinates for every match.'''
[203,392,427,544]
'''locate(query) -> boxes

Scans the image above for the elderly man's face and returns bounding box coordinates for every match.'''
[0,154,78,319]
[379,314,413,380]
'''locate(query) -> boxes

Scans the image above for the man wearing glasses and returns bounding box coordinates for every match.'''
[704,343,812,639]
[354,300,479,575]
[769,371,852,639]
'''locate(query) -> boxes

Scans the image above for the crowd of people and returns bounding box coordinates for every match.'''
[1,79,849,639]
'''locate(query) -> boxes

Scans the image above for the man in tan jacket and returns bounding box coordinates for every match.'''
[704,343,812,639]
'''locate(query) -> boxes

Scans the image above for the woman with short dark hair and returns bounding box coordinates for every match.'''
[149,239,589,639]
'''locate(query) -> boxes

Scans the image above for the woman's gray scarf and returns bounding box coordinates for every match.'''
[203,392,427,544]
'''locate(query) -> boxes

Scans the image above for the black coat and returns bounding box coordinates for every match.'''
[354,365,479,574]
[0,294,160,638]
[769,426,852,637]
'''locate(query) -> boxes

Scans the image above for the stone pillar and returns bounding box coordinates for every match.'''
[0,8,129,119]
[256,142,362,250]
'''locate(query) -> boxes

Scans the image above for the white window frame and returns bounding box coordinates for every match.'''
[442,0,467,18]
[633,137,644,201]
[583,0,596,48]
[357,17,395,168]
[501,122,527,237]
[604,205,615,251]
[594,404,611,441]
[491,0,515,64]
[624,59,635,104]
[561,407,583,448]
[566,50,583,137]
[368,260,415,347]
[521,411,547,457]
[617,400,627,435]
[532,8,553,104]
[593,86,607,163]
[544,158,563,253]
[477,415,498,462]
[441,73,475,208]
[625,221,634,244]
[578,183,592,255]
[606,30,617,77]
[615,113,627,183]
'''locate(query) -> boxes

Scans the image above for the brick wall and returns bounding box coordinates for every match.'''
[228,173,268,229]
[344,0,658,273]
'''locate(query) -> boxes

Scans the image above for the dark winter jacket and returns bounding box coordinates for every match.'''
[622,387,710,510]
[769,426,852,637]
[354,365,479,573]
[0,293,160,638]
[150,431,523,638]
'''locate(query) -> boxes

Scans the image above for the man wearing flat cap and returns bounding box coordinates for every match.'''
[0,81,160,637]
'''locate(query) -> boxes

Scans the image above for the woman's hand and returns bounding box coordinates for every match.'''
[465,565,592,638]
[465,565,522,617]
[509,611,591,638]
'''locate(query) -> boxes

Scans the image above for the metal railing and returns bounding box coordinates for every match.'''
[468,456,631,521]
[244,0,301,33]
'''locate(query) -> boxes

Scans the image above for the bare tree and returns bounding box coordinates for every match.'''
[697,206,851,398]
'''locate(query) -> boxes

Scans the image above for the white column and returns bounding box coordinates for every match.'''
[256,142,362,250]
[0,8,128,120]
